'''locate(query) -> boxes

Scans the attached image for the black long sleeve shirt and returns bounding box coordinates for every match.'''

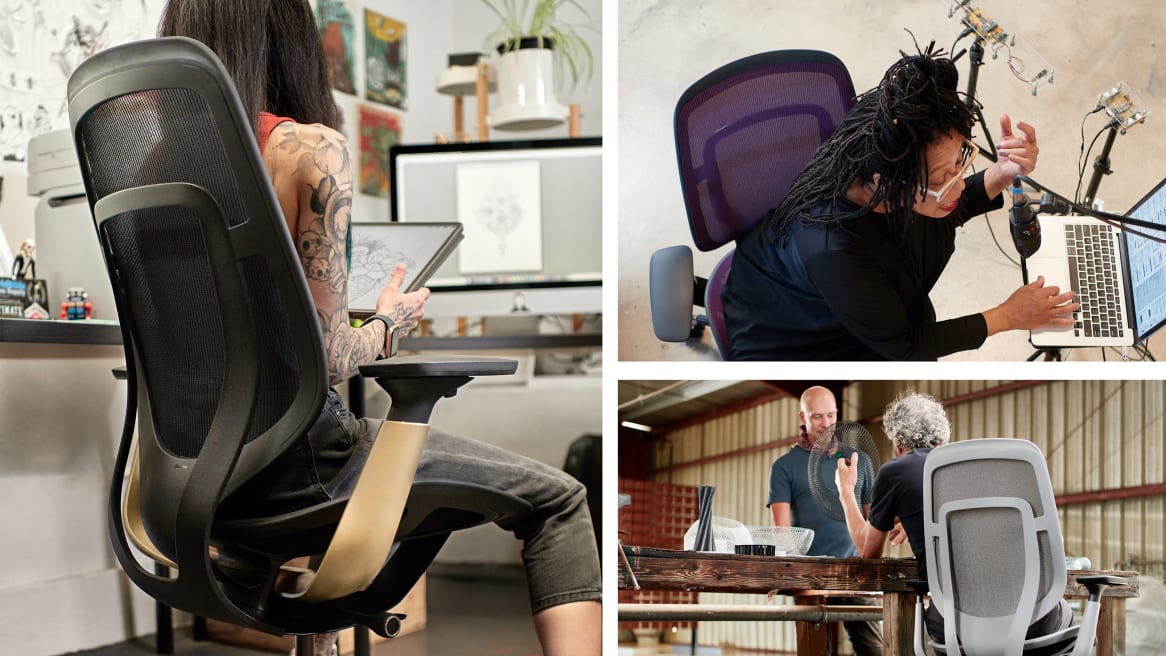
[722,170,1004,360]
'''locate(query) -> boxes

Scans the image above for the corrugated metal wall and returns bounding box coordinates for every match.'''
[646,380,1166,653]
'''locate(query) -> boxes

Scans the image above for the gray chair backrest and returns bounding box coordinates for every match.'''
[923,439,1068,654]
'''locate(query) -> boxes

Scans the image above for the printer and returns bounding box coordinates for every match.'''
[26,129,116,320]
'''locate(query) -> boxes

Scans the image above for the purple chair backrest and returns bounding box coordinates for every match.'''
[675,50,856,251]
[704,250,734,357]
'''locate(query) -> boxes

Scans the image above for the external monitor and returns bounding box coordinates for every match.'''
[1124,176,1166,340]
[388,137,602,318]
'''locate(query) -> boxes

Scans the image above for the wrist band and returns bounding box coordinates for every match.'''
[364,314,399,357]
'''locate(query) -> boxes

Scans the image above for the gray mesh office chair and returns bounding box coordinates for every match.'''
[916,439,1126,656]
[68,36,529,654]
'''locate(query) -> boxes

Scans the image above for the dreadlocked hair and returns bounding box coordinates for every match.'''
[765,37,977,245]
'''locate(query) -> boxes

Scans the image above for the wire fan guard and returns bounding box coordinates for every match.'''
[807,421,881,522]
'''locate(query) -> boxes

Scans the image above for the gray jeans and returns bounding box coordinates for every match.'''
[222,389,602,613]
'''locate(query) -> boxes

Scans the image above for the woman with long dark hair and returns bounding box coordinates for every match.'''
[722,42,1076,360]
[158,2,601,654]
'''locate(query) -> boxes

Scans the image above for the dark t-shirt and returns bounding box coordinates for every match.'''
[768,445,873,557]
[868,447,931,578]
[722,171,1004,360]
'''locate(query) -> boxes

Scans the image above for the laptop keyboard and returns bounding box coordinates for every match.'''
[1066,224,1126,338]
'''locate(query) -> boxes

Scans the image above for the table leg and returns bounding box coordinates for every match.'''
[1097,597,1125,656]
[1113,599,1126,656]
[794,596,829,656]
[882,591,913,655]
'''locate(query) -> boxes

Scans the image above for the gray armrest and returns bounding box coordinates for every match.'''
[358,355,518,423]
[1076,575,1129,601]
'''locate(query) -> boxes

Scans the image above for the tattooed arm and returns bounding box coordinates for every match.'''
[267,121,429,385]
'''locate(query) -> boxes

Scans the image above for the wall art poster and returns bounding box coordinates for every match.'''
[357,104,400,198]
[363,9,406,109]
[314,0,356,95]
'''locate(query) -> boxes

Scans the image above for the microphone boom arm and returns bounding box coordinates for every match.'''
[1018,175,1166,243]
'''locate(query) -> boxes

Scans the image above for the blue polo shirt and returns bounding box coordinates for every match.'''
[767,445,873,557]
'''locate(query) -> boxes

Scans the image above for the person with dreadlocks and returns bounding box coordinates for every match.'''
[722,43,1077,360]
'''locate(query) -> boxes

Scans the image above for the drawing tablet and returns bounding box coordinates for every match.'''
[347,222,462,312]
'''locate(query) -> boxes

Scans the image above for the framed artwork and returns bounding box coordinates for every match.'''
[455,160,543,274]
[358,104,401,198]
[314,0,357,95]
[363,9,406,109]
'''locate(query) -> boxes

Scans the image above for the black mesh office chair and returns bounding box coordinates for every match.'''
[68,36,529,654]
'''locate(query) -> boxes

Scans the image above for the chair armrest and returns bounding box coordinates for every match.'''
[1075,575,1129,601]
[112,365,127,380]
[1070,576,1130,656]
[358,354,517,378]
[359,355,518,424]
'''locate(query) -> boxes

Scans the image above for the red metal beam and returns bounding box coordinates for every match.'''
[1056,482,1166,507]
[657,389,793,435]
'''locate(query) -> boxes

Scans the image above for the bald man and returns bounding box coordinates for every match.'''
[767,386,881,655]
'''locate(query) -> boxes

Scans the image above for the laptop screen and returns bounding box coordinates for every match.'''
[1125,177,1166,338]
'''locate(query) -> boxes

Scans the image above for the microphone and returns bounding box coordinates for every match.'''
[1009,175,1041,258]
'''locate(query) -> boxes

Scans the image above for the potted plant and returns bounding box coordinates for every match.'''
[480,0,595,130]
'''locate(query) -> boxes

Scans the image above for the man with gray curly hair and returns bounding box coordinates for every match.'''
[882,391,951,452]
[837,392,1072,646]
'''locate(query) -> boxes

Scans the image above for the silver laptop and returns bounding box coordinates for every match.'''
[1026,177,1166,348]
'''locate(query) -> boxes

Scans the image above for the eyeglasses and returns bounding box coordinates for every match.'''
[920,139,977,203]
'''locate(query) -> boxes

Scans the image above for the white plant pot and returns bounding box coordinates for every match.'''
[489,45,567,131]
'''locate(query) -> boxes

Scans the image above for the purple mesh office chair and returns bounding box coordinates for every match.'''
[650,50,855,358]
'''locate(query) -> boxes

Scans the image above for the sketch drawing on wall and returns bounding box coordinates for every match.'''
[456,160,543,274]
[0,0,148,164]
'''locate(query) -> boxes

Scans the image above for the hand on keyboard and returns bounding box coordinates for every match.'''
[985,275,1078,335]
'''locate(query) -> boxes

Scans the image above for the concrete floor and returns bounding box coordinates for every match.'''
[617,0,1166,362]
[72,574,541,656]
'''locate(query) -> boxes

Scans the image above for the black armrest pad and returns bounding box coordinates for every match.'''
[359,354,518,378]
[1076,575,1128,587]
[112,365,128,380]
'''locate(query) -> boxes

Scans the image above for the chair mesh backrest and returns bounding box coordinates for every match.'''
[72,44,313,461]
[674,50,854,251]
[704,250,733,357]
[926,440,1065,627]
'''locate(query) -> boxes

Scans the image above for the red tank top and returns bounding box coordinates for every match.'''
[256,111,294,152]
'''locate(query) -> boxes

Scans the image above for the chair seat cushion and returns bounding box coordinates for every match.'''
[931,623,1080,655]
[214,479,531,556]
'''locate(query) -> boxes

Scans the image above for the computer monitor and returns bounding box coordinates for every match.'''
[388,137,602,318]
[1124,176,1166,339]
